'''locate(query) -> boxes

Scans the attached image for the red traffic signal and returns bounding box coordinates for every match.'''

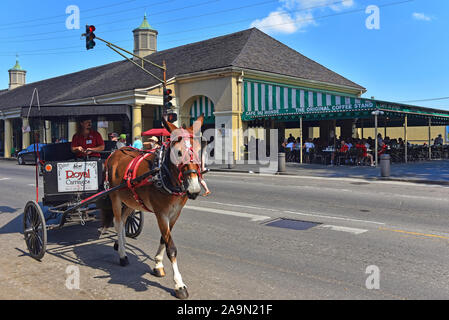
[85,25,96,50]
[163,88,173,109]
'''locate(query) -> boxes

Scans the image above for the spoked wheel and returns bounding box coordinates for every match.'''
[23,201,47,261]
[125,210,144,238]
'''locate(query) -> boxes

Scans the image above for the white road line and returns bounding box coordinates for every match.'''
[200,201,279,212]
[319,224,368,235]
[0,178,11,181]
[184,205,271,222]
[195,201,385,225]
[284,210,385,225]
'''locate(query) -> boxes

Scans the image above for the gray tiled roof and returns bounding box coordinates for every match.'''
[0,28,364,110]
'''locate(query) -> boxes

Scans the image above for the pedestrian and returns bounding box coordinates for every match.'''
[116,134,127,149]
[200,136,211,197]
[108,132,119,150]
[132,136,143,150]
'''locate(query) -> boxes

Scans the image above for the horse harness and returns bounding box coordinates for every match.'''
[104,133,202,213]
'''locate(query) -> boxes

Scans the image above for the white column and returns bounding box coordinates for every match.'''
[22,118,30,149]
[44,120,52,144]
[4,119,12,158]
[68,119,77,142]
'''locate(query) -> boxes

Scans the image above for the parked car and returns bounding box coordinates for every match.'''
[17,143,46,165]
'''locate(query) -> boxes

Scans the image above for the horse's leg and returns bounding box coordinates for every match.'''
[156,215,188,299]
[110,193,129,266]
[153,237,166,277]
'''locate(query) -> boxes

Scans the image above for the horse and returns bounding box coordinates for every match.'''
[100,115,204,299]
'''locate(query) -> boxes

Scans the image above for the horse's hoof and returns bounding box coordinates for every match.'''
[153,267,166,277]
[174,287,189,300]
[113,241,118,251]
[119,256,129,266]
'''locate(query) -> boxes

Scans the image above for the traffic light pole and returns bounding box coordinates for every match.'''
[95,36,166,84]
[83,30,172,122]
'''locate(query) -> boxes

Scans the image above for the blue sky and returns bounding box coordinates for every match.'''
[0,0,447,109]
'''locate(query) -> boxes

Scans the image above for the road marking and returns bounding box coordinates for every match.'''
[196,201,385,226]
[0,178,10,181]
[184,205,271,222]
[320,224,368,235]
[199,201,279,212]
[284,210,385,225]
[379,227,449,240]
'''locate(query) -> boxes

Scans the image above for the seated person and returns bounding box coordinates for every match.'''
[71,117,104,159]
[356,139,374,166]
[331,140,348,165]
[434,134,443,146]
[143,136,160,150]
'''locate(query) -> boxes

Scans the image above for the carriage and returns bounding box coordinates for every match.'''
[21,105,145,260]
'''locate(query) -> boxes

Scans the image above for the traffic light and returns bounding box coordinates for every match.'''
[167,112,178,123]
[85,25,96,50]
[163,88,173,109]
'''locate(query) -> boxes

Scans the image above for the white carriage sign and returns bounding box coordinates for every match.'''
[57,161,98,193]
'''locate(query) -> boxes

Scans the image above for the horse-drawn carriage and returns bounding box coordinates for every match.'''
[23,143,144,260]
[22,105,205,299]
[21,105,143,260]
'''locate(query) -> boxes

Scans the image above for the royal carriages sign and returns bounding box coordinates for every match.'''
[57,162,98,193]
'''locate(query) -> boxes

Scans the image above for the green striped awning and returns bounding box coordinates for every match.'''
[242,80,375,121]
[190,96,215,125]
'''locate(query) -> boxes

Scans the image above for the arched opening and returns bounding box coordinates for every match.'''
[188,96,215,130]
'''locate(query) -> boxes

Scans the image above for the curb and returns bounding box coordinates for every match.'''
[0,157,17,162]
[209,168,449,186]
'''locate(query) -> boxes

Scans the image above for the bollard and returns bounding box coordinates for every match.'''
[227,152,235,169]
[380,154,391,177]
[278,152,286,173]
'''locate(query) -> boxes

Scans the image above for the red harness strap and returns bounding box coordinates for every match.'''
[123,151,157,212]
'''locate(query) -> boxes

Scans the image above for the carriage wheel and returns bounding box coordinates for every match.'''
[125,210,144,238]
[23,201,47,260]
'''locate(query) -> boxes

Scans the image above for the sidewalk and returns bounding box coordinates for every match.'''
[209,160,449,186]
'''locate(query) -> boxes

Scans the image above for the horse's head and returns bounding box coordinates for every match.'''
[163,115,204,199]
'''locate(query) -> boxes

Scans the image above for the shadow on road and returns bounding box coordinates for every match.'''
[0,206,21,214]
[14,220,174,297]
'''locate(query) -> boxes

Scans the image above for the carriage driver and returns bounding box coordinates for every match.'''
[71,117,105,159]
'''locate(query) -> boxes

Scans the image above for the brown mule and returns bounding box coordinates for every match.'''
[100,115,204,299]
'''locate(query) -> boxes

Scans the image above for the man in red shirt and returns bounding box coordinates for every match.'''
[71,118,105,159]
[339,141,349,153]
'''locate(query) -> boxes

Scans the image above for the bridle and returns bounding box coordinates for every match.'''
[169,129,202,185]
[155,129,201,196]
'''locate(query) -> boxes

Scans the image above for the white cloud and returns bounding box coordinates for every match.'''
[412,12,432,22]
[251,10,315,34]
[251,0,356,34]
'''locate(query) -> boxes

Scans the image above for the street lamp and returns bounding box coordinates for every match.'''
[371,110,385,166]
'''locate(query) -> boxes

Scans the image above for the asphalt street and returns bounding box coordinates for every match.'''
[0,160,448,299]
